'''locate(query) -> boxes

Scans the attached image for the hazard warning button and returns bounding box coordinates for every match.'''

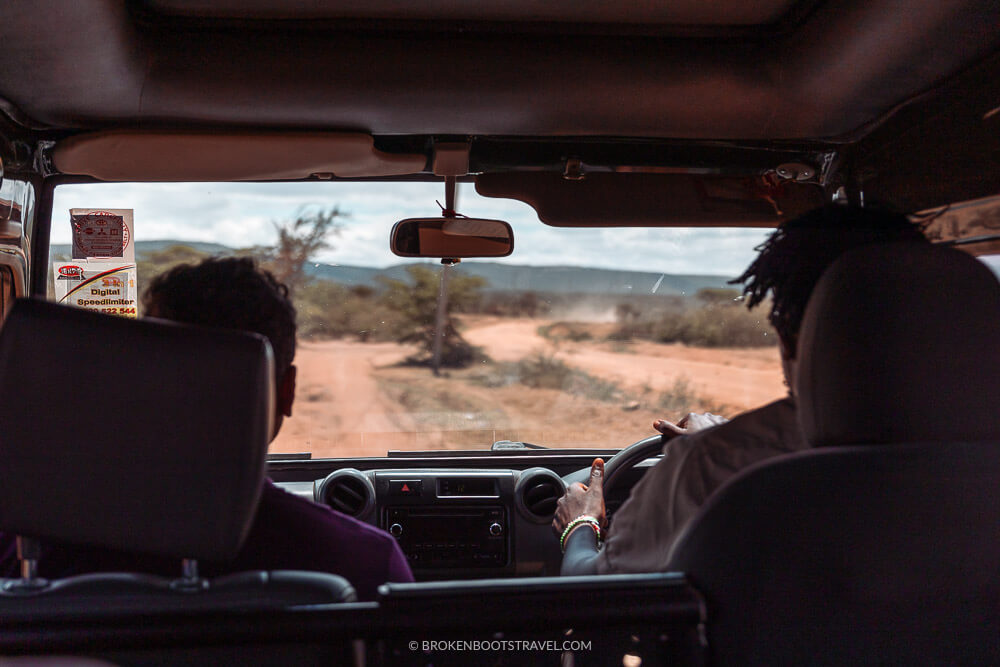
[389,480,423,496]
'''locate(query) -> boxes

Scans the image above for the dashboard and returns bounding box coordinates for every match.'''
[272,453,656,580]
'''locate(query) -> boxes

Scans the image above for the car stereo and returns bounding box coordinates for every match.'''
[382,505,508,569]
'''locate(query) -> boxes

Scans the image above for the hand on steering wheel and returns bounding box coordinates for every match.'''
[557,412,726,532]
[552,459,607,536]
[561,434,671,497]
[556,433,673,535]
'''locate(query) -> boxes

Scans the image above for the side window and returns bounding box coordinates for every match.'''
[0,176,34,314]
[920,194,1000,248]
[978,252,1000,281]
[918,194,1000,279]
[0,267,12,324]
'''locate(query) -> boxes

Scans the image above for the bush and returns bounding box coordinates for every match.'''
[475,291,551,318]
[607,320,657,342]
[399,321,491,368]
[695,287,742,305]
[515,351,575,390]
[657,375,732,417]
[658,376,699,414]
[295,280,405,341]
[538,322,593,342]
[469,352,624,402]
[654,304,776,348]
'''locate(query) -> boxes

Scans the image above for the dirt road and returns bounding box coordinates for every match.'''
[463,317,785,410]
[269,317,786,458]
[270,340,419,457]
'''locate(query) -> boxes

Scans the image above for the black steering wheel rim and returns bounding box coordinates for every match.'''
[562,433,675,499]
[602,433,671,495]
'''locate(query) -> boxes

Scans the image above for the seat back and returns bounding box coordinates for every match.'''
[0,299,273,560]
[668,242,1000,664]
[2,571,356,617]
[667,440,1000,664]
[377,573,706,666]
[0,300,356,663]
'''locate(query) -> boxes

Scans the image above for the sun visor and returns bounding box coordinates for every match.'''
[476,173,824,227]
[917,195,1000,254]
[53,131,427,181]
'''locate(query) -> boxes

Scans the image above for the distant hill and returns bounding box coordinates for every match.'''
[51,240,231,259]
[53,240,735,297]
[317,262,734,296]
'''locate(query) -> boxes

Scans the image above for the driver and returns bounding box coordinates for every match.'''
[0,257,413,599]
[554,205,929,574]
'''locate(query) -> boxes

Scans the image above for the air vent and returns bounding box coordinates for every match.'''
[315,469,375,519]
[515,468,566,523]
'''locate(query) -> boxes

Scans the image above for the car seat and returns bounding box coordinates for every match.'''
[666,241,1000,665]
[0,300,356,662]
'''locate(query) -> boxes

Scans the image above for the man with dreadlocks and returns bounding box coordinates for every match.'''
[554,205,928,575]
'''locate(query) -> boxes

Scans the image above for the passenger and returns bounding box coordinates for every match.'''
[0,257,413,599]
[555,205,929,574]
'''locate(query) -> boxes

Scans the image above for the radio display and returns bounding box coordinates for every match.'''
[384,505,508,568]
[437,477,497,497]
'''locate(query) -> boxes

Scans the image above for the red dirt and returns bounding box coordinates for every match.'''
[269,317,786,458]
[463,317,785,409]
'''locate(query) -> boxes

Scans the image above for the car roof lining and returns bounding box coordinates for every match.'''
[0,2,998,219]
[0,1,997,141]
[140,0,805,31]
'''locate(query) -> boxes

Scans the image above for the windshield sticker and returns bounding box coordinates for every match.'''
[57,207,138,318]
[53,262,138,318]
[70,208,135,261]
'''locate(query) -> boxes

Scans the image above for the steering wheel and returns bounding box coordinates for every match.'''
[562,433,674,501]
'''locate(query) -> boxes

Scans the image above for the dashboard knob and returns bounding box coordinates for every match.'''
[489,522,503,536]
[389,523,403,537]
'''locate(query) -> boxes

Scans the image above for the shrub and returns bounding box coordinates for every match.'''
[295,279,405,341]
[398,322,491,368]
[657,375,732,417]
[607,320,657,341]
[658,376,699,414]
[654,304,776,348]
[470,352,624,402]
[515,351,574,390]
[538,322,593,342]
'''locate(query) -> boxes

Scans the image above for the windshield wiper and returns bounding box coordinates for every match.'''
[490,440,548,451]
[266,452,312,461]
[385,443,593,458]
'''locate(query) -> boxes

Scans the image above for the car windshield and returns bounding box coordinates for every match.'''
[49,181,792,456]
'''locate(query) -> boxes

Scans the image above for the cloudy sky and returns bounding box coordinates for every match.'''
[52,182,775,277]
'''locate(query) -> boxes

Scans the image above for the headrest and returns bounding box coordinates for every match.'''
[0,299,274,561]
[796,242,1000,447]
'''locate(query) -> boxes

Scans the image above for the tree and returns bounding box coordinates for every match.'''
[378,264,488,368]
[262,207,345,296]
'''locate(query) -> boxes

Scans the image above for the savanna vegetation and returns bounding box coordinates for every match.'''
[130,207,776,390]
[606,288,776,348]
[102,207,785,452]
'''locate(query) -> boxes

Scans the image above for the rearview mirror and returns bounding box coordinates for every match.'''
[390,217,514,258]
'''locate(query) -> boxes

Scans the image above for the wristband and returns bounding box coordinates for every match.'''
[560,515,602,553]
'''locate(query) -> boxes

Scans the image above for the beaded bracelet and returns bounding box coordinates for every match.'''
[560,515,602,553]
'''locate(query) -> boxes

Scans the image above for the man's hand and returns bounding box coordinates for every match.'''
[553,458,606,536]
[653,412,728,436]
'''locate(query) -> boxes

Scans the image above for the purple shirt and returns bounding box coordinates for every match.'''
[0,480,413,601]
